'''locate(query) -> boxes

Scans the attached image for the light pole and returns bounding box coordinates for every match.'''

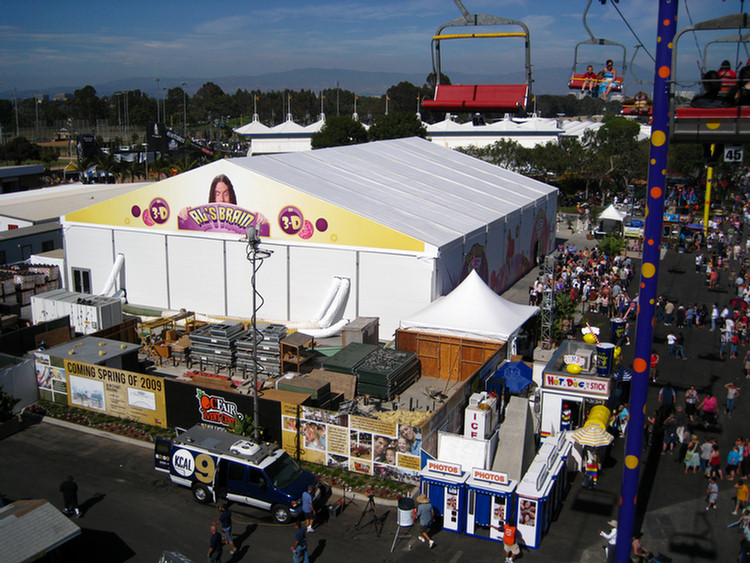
[154,78,161,123]
[245,225,272,443]
[12,89,19,137]
[181,82,188,137]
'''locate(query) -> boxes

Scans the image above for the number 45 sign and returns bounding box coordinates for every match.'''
[724,146,744,163]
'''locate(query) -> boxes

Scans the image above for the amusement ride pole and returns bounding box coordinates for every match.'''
[613,2,678,562]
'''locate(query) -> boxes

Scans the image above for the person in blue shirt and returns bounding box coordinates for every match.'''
[415,494,435,548]
[207,524,223,563]
[291,520,310,563]
[302,484,316,533]
[215,503,237,555]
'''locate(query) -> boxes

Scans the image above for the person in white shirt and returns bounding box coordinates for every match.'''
[599,520,617,563]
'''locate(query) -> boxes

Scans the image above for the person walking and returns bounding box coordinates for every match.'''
[415,493,436,548]
[676,332,687,359]
[726,382,741,418]
[301,484,316,533]
[658,382,677,423]
[492,521,521,563]
[599,520,617,563]
[728,446,743,481]
[214,503,237,555]
[59,475,81,518]
[291,520,310,563]
[710,444,724,480]
[650,350,660,382]
[208,524,223,563]
[734,480,749,515]
[667,330,677,357]
[744,348,750,379]
[706,477,719,510]
[685,385,699,422]
[700,437,714,475]
[699,391,719,427]
[684,435,701,474]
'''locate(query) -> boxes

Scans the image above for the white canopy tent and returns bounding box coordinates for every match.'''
[598,204,628,222]
[399,270,539,343]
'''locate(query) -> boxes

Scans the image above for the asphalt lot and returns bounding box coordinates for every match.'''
[3,229,750,563]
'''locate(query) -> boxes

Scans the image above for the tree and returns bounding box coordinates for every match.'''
[597,233,626,258]
[5,137,41,164]
[311,116,368,149]
[68,85,106,124]
[368,112,427,141]
[385,82,426,114]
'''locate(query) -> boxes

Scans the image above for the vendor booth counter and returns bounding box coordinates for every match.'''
[540,341,612,437]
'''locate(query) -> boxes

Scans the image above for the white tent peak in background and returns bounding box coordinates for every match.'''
[399,270,539,342]
[598,204,627,222]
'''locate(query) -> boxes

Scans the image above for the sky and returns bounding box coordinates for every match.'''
[0,0,746,96]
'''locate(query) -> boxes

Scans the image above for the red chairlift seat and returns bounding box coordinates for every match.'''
[422,83,528,112]
[568,74,624,91]
[672,106,750,143]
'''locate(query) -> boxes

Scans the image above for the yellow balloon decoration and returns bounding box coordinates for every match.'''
[566,363,582,375]
[583,333,597,344]
[614,346,622,358]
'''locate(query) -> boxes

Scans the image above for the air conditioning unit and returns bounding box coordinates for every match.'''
[230,440,261,456]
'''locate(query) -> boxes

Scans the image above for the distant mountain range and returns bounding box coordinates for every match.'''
[10,65,655,101]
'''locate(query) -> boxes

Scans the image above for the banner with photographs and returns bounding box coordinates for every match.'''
[35,353,68,404]
[281,404,423,486]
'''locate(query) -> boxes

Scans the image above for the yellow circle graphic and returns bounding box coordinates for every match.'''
[642,263,656,278]
[652,130,666,146]
[706,120,721,130]
[625,455,639,469]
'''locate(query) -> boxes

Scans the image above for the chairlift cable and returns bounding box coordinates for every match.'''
[684,0,705,69]
[610,2,654,62]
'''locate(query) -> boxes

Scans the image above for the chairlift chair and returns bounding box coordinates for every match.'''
[567,0,627,97]
[421,0,532,114]
[671,13,750,144]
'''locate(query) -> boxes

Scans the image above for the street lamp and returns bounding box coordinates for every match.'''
[154,78,161,123]
[181,82,188,137]
[245,225,273,443]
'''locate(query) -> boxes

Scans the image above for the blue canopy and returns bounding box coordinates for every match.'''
[488,361,534,394]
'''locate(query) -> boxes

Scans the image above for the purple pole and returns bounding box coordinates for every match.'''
[614,2,678,562]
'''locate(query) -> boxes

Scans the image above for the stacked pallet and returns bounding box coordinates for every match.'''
[322,342,381,375]
[0,264,61,306]
[235,324,287,377]
[188,321,244,369]
[355,348,420,400]
[277,376,331,406]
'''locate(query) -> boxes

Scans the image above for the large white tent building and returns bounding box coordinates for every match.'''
[61,137,557,338]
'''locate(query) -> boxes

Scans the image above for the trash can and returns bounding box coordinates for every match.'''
[397,497,415,527]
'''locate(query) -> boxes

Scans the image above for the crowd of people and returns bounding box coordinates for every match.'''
[529,244,636,327]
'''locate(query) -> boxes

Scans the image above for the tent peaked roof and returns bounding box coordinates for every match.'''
[399,270,539,342]
[598,204,627,222]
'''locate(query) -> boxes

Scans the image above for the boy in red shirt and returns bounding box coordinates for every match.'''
[581,65,598,93]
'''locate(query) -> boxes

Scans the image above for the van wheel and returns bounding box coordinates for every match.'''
[272,504,291,524]
[192,483,211,504]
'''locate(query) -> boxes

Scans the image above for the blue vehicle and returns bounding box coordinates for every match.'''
[155,425,323,523]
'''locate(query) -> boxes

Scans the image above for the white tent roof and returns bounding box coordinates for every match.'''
[234,116,270,135]
[598,204,627,222]
[399,270,539,342]
[232,137,556,250]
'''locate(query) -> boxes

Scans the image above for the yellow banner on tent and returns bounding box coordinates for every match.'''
[64,162,425,252]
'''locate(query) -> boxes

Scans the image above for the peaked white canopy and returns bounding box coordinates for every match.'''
[399,270,539,342]
[598,204,628,222]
